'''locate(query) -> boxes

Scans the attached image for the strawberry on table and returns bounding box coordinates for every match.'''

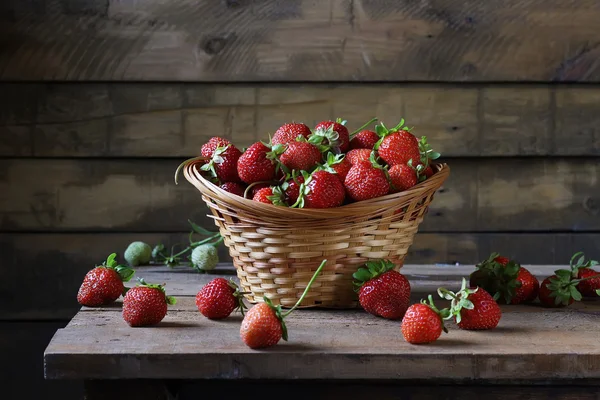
[240,260,327,349]
[469,253,539,304]
[344,153,390,202]
[122,278,177,327]
[77,253,135,307]
[438,278,502,330]
[350,129,379,150]
[196,278,247,320]
[401,295,450,345]
[352,259,411,320]
[237,142,285,184]
[271,122,312,146]
[567,251,600,297]
[538,265,600,308]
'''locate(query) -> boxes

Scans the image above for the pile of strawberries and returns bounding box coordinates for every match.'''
[197,117,440,208]
[76,250,600,348]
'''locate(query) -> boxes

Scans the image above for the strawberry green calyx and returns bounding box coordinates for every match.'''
[200,144,230,178]
[265,143,288,175]
[267,185,288,207]
[135,278,177,305]
[568,251,599,278]
[418,136,440,166]
[227,279,249,316]
[349,117,378,138]
[308,125,341,154]
[263,259,327,341]
[597,289,600,296]
[319,152,345,174]
[437,278,477,324]
[290,170,313,209]
[545,268,600,306]
[421,294,451,333]
[471,252,521,304]
[101,253,135,283]
[352,259,396,291]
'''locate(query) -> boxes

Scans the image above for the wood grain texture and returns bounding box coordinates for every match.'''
[82,380,600,400]
[2,83,599,157]
[3,232,598,320]
[2,0,600,81]
[44,293,600,380]
[1,158,598,232]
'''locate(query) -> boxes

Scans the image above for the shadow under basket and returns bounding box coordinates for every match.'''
[181,160,450,309]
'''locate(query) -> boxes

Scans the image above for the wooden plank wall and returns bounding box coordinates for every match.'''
[0,1,599,398]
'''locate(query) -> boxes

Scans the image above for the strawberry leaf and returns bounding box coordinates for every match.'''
[105,253,118,268]
[115,265,135,282]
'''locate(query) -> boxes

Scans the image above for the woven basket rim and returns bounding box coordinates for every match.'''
[178,157,450,220]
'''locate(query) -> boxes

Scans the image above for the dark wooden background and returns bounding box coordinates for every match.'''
[1,0,599,398]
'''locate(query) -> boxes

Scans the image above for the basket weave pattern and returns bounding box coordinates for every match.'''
[183,160,450,309]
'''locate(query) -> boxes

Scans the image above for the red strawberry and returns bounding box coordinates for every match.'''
[344,159,390,202]
[350,130,379,149]
[293,170,345,208]
[279,141,322,172]
[77,253,134,307]
[200,142,242,183]
[439,278,502,330]
[237,142,284,184]
[195,278,247,320]
[568,252,600,297]
[220,182,246,197]
[201,136,231,159]
[283,174,305,205]
[271,123,312,146]
[252,186,286,206]
[319,152,352,183]
[311,119,350,153]
[401,296,449,344]
[346,148,374,165]
[352,260,411,320]
[538,270,579,308]
[122,278,176,327]
[377,129,420,167]
[389,163,418,193]
[241,260,326,349]
[469,253,539,304]
[249,182,271,198]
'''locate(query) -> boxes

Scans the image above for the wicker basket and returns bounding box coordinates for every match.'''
[180,159,450,309]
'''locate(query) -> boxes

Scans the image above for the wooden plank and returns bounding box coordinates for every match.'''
[2,83,599,157]
[0,322,83,400]
[1,158,598,232]
[44,299,600,380]
[2,1,600,81]
[83,380,600,400]
[3,232,598,320]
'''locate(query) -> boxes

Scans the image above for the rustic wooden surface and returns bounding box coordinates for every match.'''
[45,264,600,384]
[2,83,600,157]
[1,158,598,232]
[4,233,599,320]
[3,0,600,82]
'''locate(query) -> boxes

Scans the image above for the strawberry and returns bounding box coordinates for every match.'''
[311,118,350,153]
[538,269,580,308]
[201,136,231,159]
[200,142,242,183]
[567,252,600,297]
[237,142,284,184]
[252,186,286,206]
[248,182,271,198]
[122,278,176,327]
[271,122,312,146]
[220,182,246,197]
[344,154,390,202]
[389,163,417,193]
[293,170,345,208]
[469,253,539,304]
[279,141,322,172]
[350,130,379,150]
[77,253,135,307]
[401,295,449,344]
[283,173,305,205]
[195,278,247,320]
[346,148,374,165]
[438,278,502,330]
[241,260,326,349]
[352,260,411,320]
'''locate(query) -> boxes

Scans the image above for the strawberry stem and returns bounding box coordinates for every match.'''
[349,117,378,138]
[281,260,327,317]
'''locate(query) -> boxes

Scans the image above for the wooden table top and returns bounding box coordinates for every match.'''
[44,264,600,383]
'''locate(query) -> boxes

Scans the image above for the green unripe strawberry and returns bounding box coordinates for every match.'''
[124,241,152,266]
[191,244,219,271]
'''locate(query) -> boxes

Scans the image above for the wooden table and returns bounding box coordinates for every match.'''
[44,264,600,400]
